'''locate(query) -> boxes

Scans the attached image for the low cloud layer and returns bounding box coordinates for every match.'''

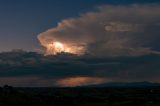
[38,4,160,56]
[0,51,160,87]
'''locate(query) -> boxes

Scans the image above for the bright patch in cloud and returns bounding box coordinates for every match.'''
[46,41,86,55]
[56,77,109,87]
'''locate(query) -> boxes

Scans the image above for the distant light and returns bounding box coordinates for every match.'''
[46,41,86,55]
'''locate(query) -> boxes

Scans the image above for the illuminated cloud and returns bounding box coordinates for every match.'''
[38,4,160,56]
[56,77,109,87]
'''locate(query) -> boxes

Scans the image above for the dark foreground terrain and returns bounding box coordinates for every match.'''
[0,85,160,106]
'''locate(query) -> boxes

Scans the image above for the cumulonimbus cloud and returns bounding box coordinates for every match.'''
[38,4,160,56]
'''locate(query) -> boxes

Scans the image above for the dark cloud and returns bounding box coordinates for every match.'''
[0,51,160,86]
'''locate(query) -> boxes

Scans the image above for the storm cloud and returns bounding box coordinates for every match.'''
[1,4,160,87]
[38,4,160,56]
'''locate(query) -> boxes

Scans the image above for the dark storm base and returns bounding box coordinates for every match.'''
[0,86,160,106]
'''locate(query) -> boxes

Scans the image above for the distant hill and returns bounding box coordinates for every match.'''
[85,82,160,88]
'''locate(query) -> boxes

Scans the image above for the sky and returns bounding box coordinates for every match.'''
[0,0,160,87]
[0,0,160,52]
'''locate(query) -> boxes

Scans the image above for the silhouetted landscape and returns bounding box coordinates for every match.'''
[0,83,160,106]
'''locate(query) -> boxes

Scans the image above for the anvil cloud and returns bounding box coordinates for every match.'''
[38,4,160,56]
